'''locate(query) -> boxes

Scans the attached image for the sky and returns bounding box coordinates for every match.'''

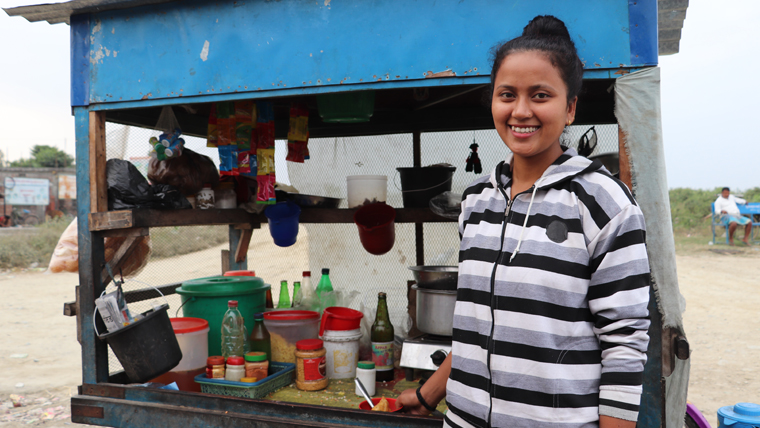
[0,1,758,190]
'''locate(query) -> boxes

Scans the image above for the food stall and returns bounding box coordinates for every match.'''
[5,0,690,426]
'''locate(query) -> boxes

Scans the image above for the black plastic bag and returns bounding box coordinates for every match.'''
[107,159,191,210]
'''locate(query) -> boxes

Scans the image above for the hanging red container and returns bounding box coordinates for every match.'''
[353,202,396,255]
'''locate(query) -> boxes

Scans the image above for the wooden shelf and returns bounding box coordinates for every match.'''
[88,207,455,232]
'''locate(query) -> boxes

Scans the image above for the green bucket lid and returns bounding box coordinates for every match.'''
[176,276,269,297]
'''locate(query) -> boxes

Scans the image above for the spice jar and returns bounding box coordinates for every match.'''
[295,339,327,391]
[225,356,245,382]
[240,377,258,383]
[206,356,225,379]
[355,361,376,397]
[244,351,269,381]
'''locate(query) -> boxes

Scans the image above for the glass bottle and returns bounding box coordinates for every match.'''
[277,280,291,309]
[221,300,246,358]
[300,271,316,305]
[265,288,274,309]
[248,312,271,361]
[371,292,395,382]
[315,268,336,310]
[292,281,301,307]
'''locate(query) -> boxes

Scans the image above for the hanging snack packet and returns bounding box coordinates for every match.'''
[287,103,309,141]
[216,102,239,175]
[235,101,254,175]
[217,102,235,147]
[286,103,309,163]
[286,135,309,163]
[255,101,276,204]
[207,103,218,148]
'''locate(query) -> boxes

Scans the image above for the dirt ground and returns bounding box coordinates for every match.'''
[1,243,758,427]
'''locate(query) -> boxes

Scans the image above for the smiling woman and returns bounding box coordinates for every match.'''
[397,16,652,428]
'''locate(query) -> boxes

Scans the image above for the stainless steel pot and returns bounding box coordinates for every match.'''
[408,266,457,290]
[413,285,457,336]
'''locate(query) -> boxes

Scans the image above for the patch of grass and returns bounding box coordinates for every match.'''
[0,216,73,269]
[0,219,230,269]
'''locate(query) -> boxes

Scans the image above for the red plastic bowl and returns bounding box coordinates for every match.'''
[358,397,403,413]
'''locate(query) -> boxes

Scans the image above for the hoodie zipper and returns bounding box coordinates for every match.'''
[484,185,533,428]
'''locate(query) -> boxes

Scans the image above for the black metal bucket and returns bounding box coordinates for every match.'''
[98,304,182,383]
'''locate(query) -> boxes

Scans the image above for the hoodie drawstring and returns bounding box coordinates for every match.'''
[509,179,542,263]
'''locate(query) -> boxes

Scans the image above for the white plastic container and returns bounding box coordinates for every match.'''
[320,328,362,379]
[355,361,376,397]
[347,175,387,208]
[170,318,210,371]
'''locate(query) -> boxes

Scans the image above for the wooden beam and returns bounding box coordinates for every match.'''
[89,111,107,213]
[89,208,454,232]
[618,126,633,191]
[97,227,149,238]
[235,229,254,263]
[100,236,141,287]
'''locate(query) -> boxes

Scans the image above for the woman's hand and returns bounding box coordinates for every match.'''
[397,388,431,415]
[397,352,452,416]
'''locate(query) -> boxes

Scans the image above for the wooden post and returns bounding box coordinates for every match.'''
[413,131,424,266]
[89,111,107,213]
[76,108,109,384]
[618,126,633,190]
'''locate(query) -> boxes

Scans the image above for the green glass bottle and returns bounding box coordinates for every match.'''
[315,268,333,298]
[291,281,301,307]
[371,292,395,382]
[315,268,336,311]
[277,280,291,309]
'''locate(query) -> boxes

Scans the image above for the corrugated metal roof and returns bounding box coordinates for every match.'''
[3,0,178,24]
[4,0,688,55]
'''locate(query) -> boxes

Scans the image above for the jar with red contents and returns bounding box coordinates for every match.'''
[206,356,225,379]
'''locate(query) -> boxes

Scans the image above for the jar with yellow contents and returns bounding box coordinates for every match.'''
[294,339,327,391]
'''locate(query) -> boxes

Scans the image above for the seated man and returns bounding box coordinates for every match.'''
[714,187,752,245]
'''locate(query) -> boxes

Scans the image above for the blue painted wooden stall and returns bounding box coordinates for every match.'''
[5,0,689,426]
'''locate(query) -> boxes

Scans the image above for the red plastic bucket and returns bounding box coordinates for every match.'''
[353,202,396,255]
[319,307,364,336]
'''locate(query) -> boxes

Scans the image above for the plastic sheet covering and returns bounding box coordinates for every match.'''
[615,67,688,428]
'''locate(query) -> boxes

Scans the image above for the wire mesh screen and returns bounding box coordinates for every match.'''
[102,122,308,375]
[102,120,617,374]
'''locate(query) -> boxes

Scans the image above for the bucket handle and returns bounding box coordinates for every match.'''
[174,296,195,318]
[92,279,168,337]
[319,309,332,337]
[392,170,454,193]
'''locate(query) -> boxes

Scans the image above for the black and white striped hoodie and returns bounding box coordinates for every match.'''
[445,148,651,428]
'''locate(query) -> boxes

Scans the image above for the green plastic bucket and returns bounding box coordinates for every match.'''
[176,276,269,356]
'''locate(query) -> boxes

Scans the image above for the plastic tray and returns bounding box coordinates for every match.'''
[194,362,295,399]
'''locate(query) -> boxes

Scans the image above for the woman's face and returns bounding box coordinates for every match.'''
[491,50,577,162]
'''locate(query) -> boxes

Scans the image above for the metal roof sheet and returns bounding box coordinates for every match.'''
[4,0,688,55]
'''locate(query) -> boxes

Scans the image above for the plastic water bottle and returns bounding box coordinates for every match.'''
[221,300,246,358]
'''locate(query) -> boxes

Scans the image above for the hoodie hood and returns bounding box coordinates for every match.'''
[489,147,608,191]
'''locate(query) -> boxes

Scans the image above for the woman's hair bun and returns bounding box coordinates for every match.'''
[522,15,572,42]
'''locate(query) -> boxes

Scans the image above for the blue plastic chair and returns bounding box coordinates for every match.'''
[712,202,756,244]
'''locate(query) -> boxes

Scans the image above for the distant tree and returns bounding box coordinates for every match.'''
[10,145,74,168]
